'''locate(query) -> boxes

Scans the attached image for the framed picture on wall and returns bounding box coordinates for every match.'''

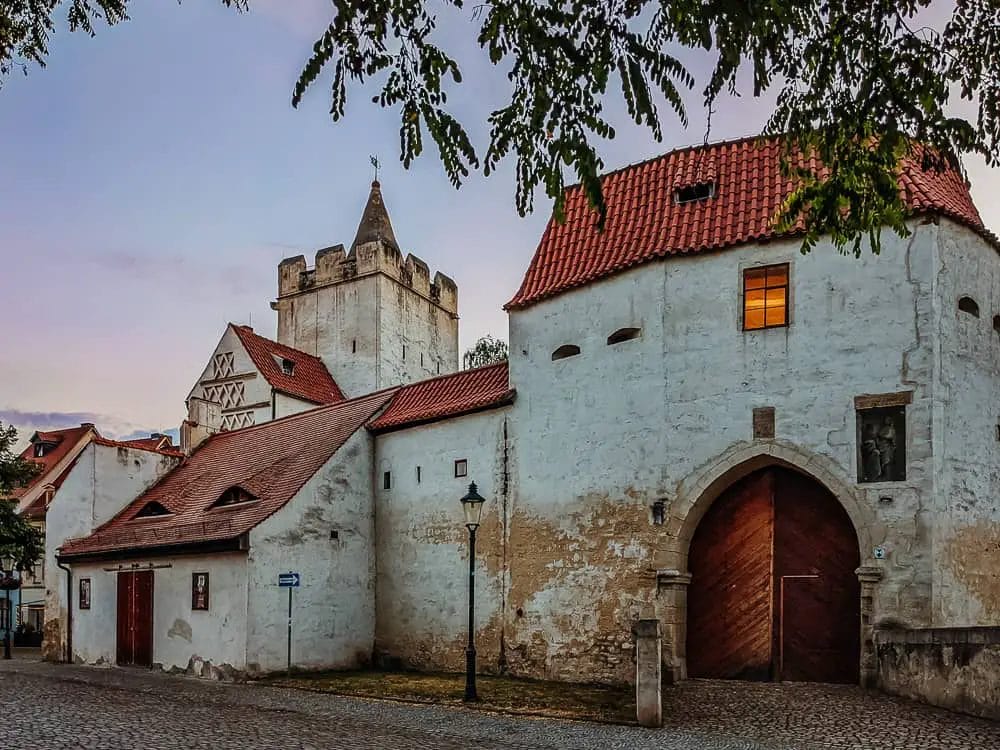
[79,578,91,610]
[192,572,209,611]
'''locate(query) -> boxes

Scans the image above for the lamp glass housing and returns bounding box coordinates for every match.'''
[460,482,486,529]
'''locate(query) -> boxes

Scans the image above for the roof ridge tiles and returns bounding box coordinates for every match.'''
[506,134,995,311]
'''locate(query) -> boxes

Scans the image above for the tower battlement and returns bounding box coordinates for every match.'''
[272,180,460,397]
[277,242,458,316]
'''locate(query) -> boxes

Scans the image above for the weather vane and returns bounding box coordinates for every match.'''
[370,155,380,183]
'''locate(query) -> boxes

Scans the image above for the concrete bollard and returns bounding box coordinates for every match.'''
[633,618,662,727]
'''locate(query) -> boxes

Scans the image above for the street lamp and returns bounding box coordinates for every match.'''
[0,554,16,661]
[459,482,486,702]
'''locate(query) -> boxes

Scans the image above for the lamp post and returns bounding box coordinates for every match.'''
[0,555,16,661]
[459,482,486,702]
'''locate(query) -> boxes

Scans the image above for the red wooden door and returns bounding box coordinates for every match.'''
[687,470,775,680]
[687,467,860,683]
[116,571,154,667]
[773,470,860,683]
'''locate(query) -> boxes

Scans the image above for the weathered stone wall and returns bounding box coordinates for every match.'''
[373,411,508,674]
[930,221,1000,627]
[274,242,458,397]
[502,220,947,683]
[44,443,180,662]
[246,427,376,675]
[876,627,1000,720]
[371,219,998,686]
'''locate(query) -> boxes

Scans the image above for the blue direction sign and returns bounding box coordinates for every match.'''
[278,572,300,588]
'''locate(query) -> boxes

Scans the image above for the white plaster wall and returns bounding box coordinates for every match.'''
[187,325,270,429]
[151,554,248,673]
[274,392,318,419]
[373,410,507,671]
[45,444,180,660]
[70,560,118,665]
[504,221,943,679]
[930,220,1000,625]
[245,428,375,674]
[279,275,378,398]
[68,553,248,673]
[376,273,459,388]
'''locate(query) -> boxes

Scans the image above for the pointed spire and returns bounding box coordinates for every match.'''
[351,180,399,253]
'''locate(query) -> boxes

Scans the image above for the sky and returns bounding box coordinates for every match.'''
[1,1,997,447]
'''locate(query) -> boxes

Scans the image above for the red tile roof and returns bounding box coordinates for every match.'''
[10,425,95,500]
[368,363,514,432]
[58,390,395,560]
[94,436,184,458]
[21,434,182,519]
[506,136,993,310]
[231,324,345,405]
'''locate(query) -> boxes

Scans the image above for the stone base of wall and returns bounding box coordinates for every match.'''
[876,627,1000,720]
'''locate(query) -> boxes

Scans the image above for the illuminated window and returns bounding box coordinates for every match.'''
[743,264,789,330]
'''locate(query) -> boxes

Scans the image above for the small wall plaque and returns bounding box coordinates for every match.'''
[79,578,91,610]
[753,407,776,439]
[192,572,210,611]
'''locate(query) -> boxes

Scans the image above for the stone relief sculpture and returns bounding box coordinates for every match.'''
[858,407,905,483]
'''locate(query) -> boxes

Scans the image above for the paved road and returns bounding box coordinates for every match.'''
[2,657,997,749]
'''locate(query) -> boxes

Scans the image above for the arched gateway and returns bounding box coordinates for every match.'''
[686,466,860,683]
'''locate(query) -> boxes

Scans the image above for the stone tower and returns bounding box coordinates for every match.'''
[272,181,459,398]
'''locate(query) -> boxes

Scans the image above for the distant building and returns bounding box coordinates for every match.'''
[49,139,1000,717]
[2,425,179,646]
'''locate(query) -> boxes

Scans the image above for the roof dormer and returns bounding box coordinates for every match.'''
[210,486,258,509]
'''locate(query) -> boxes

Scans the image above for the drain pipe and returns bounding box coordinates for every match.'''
[56,556,72,664]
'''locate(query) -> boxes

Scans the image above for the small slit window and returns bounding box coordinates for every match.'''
[383,471,391,490]
[674,181,716,204]
[135,501,171,519]
[551,344,581,361]
[607,327,641,345]
[211,486,257,509]
[743,263,789,330]
[958,296,980,318]
[993,315,1000,335]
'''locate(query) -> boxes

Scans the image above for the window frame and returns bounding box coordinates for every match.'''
[742,262,791,331]
[454,459,468,478]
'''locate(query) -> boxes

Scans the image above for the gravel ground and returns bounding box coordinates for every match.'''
[2,656,996,749]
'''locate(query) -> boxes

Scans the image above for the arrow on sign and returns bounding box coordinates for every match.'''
[278,572,300,587]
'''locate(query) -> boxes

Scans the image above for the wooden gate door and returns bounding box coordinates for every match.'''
[773,470,860,683]
[687,470,775,680]
[687,467,860,683]
[116,571,154,667]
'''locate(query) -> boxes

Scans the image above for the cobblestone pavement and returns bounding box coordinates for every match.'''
[2,657,997,750]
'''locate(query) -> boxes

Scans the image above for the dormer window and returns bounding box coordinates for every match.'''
[674,181,716,204]
[280,357,295,376]
[135,501,171,519]
[211,486,257,508]
[34,443,47,458]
